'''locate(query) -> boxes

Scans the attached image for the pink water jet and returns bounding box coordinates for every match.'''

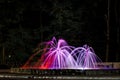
[22,37,102,70]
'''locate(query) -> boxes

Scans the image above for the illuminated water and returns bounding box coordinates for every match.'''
[22,37,102,69]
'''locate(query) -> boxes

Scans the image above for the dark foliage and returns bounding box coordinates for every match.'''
[0,0,119,67]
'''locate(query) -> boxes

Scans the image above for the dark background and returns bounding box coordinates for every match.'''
[0,0,119,67]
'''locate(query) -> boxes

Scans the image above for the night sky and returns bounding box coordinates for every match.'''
[0,0,119,67]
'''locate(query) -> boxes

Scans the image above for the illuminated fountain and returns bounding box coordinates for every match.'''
[71,45,101,69]
[22,37,102,70]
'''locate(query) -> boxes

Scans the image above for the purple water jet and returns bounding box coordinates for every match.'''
[22,37,102,69]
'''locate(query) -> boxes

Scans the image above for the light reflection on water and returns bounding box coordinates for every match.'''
[1,75,120,80]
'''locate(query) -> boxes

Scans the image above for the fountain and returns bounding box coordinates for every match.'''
[9,37,120,78]
[21,37,102,70]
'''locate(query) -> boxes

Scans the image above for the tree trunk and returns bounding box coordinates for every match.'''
[106,0,110,62]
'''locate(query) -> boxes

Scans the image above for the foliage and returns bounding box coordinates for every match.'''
[0,0,119,66]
